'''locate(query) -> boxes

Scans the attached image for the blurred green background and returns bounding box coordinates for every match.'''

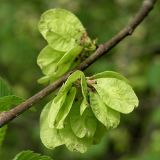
[0,0,160,159]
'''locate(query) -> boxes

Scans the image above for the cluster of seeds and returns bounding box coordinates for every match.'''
[40,71,138,153]
[37,9,96,84]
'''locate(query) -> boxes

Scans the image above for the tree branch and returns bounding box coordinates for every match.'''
[0,0,157,128]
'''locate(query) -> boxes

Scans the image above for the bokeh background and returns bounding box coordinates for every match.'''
[0,0,160,159]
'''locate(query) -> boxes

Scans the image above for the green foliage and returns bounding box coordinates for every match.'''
[13,150,53,160]
[40,70,138,153]
[0,95,23,112]
[37,8,96,84]
[0,77,23,147]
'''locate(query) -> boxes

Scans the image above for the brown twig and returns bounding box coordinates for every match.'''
[0,0,156,128]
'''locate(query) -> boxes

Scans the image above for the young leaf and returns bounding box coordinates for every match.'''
[59,119,93,153]
[38,8,85,52]
[12,150,53,160]
[0,96,23,148]
[89,91,120,129]
[70,100,97,138]
[0,78,24,148]
[89,71,130,84]
[0,95,24,112]
[40,102,63,149]
[54,87,76,129]
[92,78,139,114]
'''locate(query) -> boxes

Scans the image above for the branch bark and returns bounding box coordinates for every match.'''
[0,0,157,128]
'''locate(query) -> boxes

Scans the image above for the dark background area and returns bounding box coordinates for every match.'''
[0,0,160,159]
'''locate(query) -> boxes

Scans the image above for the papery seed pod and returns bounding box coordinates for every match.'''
[40,102,64,149]
[59,118,93,153]
[37,9,96,84]
[89,71,130,84]
[40,70,139,153]
[89,91,120,129]
[89,71,139,114]
[44,71,86,129]
[37,46,64,75]
[54,87,76,129]
[70,91,97,138]
[38,9,85,52]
